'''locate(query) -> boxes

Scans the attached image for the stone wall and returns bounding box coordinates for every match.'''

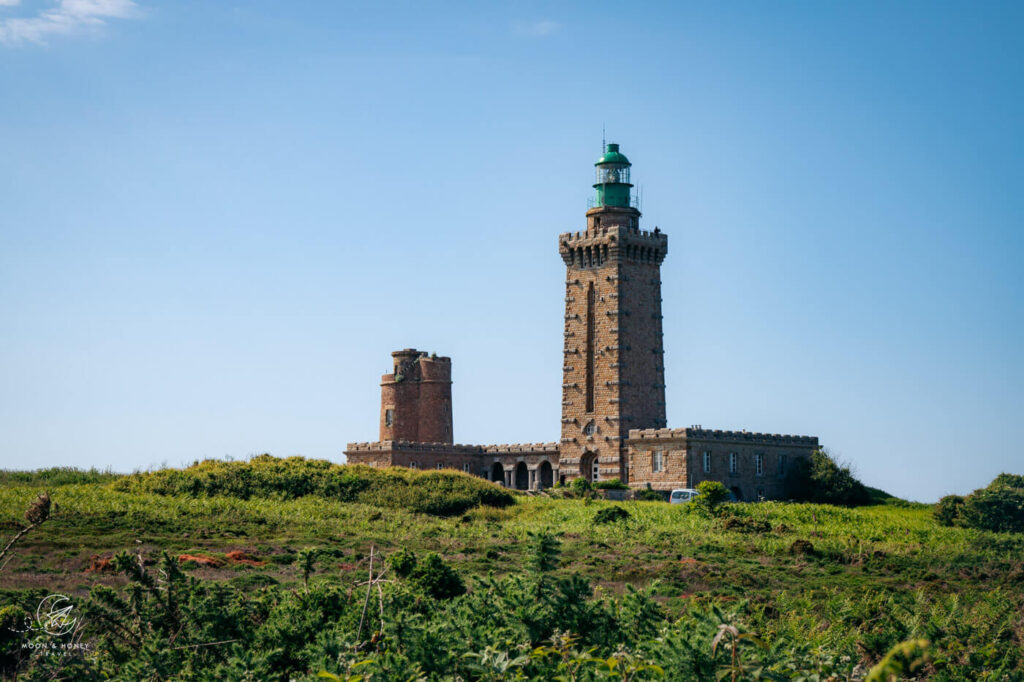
[343,440,560,491]
[626,428,818,500]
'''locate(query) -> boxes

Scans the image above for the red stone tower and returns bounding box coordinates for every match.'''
[379,349,453,443]
[558,143,667,483]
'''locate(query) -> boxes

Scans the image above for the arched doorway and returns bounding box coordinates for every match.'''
[730,486,743,502]
[580,452,598,483]
[490,462,505,485]
[538,461,553,489]
[515,462,529,490]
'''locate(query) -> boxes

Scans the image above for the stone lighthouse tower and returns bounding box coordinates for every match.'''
[558,143,668,483]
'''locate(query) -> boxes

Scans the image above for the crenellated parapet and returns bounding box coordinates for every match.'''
[344,440,560,458]
[558,223,668,268]
[628,427,819,447]
[483,442,560,455]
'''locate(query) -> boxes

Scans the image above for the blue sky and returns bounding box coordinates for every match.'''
[1,1,1021,502]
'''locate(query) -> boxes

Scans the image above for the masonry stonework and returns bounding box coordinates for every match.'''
[343,143,820,497]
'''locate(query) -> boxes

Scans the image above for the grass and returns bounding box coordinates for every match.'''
[1,462,1023,679]
[2,479,1022,603]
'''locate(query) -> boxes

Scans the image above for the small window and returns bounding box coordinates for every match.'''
[755,454,763,477]
[729,453,737,474]
[437,462,444,470]
[702,451,711,473]
[756,488,765,500]
[583,421,596,436]
[779,454,787,476]
[409,461,417,469]
[385,409,394,427]
[462,463,470,473]
[652,450,664,473]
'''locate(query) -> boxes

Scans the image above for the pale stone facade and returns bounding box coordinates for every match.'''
[343,144,819,496]
[626,428,818,500]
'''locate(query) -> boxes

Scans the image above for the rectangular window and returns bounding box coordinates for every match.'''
[755,454,763,476]
[410,461,417,469]
[729,452,737,474]
[703,451,711,473]
[385,409,394,427]
[756,487,765,500]
[463,463,470,473]
[779,454,787,476]
[652,450,664,473]
[437,463,443,470]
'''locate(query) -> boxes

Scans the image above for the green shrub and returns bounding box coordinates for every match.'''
[695,480,730,514]
[593,505,630,524]
[387,547,417,578]
[112,455,514,517]
[0,605,28,675]
[934,495,965,527]
[570,477,592,495]
[957,486,1024,534]
[990,473,1024,490]
[408,552,465,599]
[635,489,665,502]
[593,478,628,490]
[786,449,871,506]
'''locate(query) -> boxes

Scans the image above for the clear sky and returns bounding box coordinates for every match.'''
[1,1,1021,502]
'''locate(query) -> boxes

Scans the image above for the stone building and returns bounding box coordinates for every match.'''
[345,144,818,500]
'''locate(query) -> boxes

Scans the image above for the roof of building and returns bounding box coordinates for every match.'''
[595,142,630,166]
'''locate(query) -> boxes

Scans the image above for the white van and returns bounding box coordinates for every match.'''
[669,488,701,504]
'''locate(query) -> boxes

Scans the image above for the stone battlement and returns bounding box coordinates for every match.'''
[484,442,560,454]
[345,440,483,454]
[627,427,818,446]
[559,225,668,246]
[344,440,560,456]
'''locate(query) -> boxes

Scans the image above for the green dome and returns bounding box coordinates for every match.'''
[595,142,630,166]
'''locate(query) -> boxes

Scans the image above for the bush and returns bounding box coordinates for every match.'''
[112,455,514,517]
[786,449,871,506]
[386,547,417,578]
[934,495,965,527]
[934,474,1024,534]
[957,486,1024,534]
[694,480,730,514]
[593,478,629,490]
[593,506,630,524]
[408,552,465,599]
[636,489,665,502]
[570,477,592,495]
[991,473,1024,490]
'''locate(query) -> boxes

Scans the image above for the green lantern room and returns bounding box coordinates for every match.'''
[593,143,633,208]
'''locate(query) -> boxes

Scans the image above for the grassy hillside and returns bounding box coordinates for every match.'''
[1,460,1022,680]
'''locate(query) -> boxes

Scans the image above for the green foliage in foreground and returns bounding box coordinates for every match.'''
[936,474,1024,533]
[112,455,514,517]
[2,471,1024,680]
[3,532,1020,681]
